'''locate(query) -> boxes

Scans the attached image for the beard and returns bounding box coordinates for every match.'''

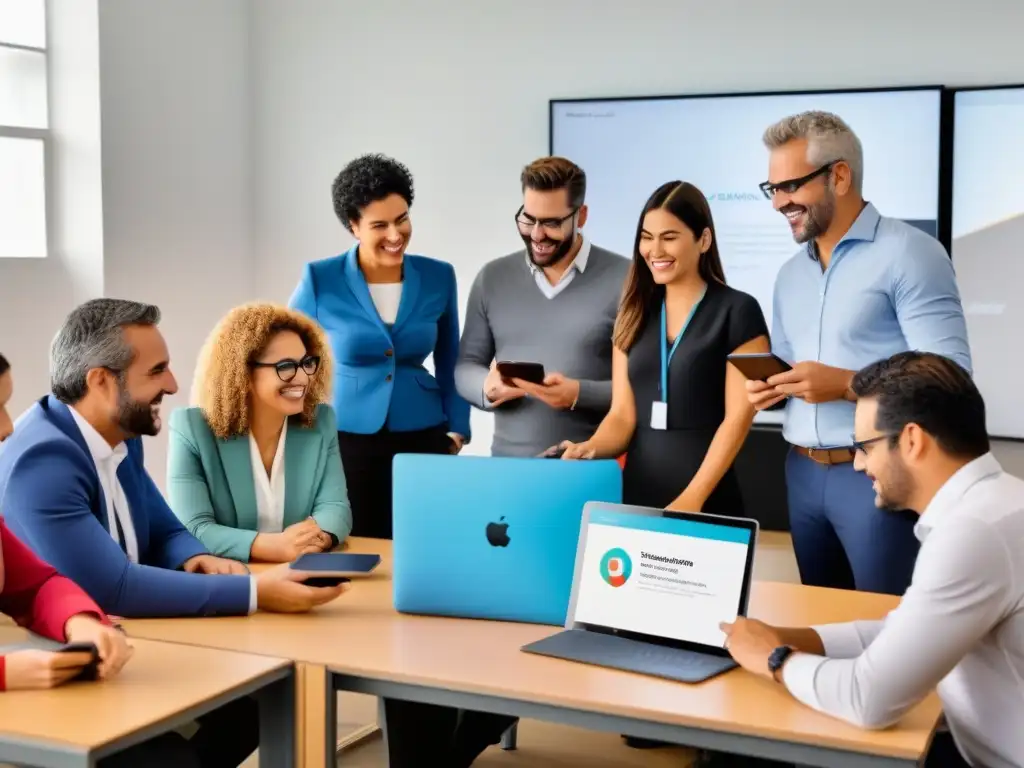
[523,231,576,268]
[874,457,915,512]
[116,385,162,437]
[785,188,836,244]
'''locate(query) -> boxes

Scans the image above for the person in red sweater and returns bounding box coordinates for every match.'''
[0,514,205,766]
[0,515,131,689]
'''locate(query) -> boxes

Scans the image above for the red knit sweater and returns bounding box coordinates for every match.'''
[0,519,108,690]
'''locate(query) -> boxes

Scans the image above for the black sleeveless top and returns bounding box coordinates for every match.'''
[623,281,768,512]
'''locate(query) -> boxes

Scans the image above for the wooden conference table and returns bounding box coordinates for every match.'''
[124,538,942,768]
[0,626,294,768]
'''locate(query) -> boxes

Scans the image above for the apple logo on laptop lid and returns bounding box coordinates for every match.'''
[485,516,510,547]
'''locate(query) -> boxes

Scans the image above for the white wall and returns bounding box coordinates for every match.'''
[97,0,253,483]
[247,0,1024,463]
[0,0,104,421]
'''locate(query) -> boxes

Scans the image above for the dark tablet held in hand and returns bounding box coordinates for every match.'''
[727,353,792,382]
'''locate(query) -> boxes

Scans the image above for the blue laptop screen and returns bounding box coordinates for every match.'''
[573,509,753,648]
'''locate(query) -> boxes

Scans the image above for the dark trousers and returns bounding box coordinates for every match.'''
[98,697,257,768]
[785,451,920,595]
[338,425,453,540]
[383,698,517,768]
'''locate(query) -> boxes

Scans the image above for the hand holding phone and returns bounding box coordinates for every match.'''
[1,647,97,690]
[59,642,101,681]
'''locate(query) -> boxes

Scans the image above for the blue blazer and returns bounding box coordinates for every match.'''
[289,246,471,438]
[0,396,251,618]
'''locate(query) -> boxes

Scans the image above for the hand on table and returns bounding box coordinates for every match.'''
[182,553,249,576]
[558,440,596,460]
[484,363,525,407]
[511,373,580,410]
[255,563,349,613]
[64,613,133,680]
[719,617,787,681]
[279,518,331,559]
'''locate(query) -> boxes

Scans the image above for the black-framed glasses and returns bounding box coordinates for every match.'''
[851,434,891,455]
[251,355,320,382]
[515,205,578,234]
[758,162,837,200]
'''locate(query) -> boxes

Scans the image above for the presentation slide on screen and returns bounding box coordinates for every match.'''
[952,87,1024,439]
[572,510,751,648]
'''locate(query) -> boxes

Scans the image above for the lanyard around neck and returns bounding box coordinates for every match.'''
[660,287,707,402]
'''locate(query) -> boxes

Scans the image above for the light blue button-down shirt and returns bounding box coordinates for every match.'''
[772,203,972,449]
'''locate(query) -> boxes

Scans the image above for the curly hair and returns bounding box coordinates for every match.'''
[192,303,333,439]
[331,153,415,232]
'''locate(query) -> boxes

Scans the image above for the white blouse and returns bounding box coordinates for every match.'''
[368,282,403,325]
[250,421,287,533]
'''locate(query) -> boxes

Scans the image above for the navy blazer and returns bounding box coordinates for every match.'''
[289,245,471,437]
[0,396,251,617]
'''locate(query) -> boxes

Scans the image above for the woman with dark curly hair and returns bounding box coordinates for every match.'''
[289,153,470,540]
[165,303,352,562]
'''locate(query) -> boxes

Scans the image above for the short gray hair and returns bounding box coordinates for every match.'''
[762,110,864,194]
[51,298,161,404]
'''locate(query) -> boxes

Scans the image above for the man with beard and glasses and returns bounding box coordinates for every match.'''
[722,351,1023,768]
[746,111,971,597]
[0,299,349,768]
[456,156,630,457]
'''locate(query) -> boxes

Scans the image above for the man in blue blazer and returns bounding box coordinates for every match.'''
[0,298,346,768]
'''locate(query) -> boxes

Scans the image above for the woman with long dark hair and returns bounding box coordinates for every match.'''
[561,181,770,515]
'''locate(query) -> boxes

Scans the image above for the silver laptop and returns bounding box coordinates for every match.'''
[521,501,758,684]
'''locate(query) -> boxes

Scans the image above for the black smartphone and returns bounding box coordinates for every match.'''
[539,445,566,459]
[727,352,793,382]
[301,575,352,587]
[59,642,100,681]
[496,361,546,385]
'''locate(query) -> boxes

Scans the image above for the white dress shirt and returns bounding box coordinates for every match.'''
[69,407,258,613]
[69,406,139,562]
[368,282,403,324]
[250,421,287,533]
[526,235,591,300]
[782,453,1024,768]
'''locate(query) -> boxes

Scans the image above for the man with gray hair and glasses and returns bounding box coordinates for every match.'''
[746,111,972,597]
[0,298,348,768]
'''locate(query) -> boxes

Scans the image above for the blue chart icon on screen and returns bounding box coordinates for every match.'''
[600,547,632,588]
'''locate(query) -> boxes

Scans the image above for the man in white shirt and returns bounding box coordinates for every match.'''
[722,351,1023,768]
[0,298,348,768]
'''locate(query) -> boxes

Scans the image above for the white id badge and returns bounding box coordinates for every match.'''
[650,401,668,430]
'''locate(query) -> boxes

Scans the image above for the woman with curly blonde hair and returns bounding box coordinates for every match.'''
[166,303,352,563]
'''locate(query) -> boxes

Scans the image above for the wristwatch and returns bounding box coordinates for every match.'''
[767,645,795,682]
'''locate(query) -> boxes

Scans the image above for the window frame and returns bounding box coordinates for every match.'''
[0,10,51,260]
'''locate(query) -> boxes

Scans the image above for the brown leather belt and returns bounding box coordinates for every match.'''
[793,445,856,465]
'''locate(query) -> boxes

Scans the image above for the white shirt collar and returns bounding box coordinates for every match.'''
[525,234,591,278]
[914,452,1003,540]
[68,406,128,466]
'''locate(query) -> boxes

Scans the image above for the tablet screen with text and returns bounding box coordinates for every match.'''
[572,509,753,649]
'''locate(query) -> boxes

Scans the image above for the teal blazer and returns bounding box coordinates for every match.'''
[166,404,352,562]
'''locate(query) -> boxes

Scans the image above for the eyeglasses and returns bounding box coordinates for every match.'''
[851,434,890,455]
[758,162,837,200]
[251,355,320,382]
[515,206,578,235]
